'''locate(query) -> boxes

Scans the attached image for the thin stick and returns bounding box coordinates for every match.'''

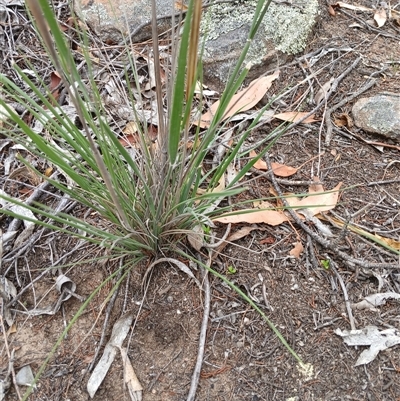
[186,260,211,401]
[0,315,22,400]
[330,263,356,330]
[88,263,124,372]
[148,349,182,391]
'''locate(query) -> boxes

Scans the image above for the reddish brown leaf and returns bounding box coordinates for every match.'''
[259,237,275,245]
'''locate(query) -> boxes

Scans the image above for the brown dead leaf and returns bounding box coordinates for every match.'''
[214,209,289,226]
[49,71,61,102]
[333,112,353,128]
[215,226,262,254]
[227,226,259,242]
[7,323,17,335]
[175,0,188,10]
[118,134,138,147]
[328,3,336,16]
[250,150,298,177]
[289,241,304,258]
[274,111,317,124]
[187,224,204,251]
[374,8,387,27]
[285,178,342,216]
[196,71,280,128]
[259,236,275,245]
[123,121,139,136]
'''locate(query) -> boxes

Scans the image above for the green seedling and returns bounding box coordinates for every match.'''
[227,265,237,274]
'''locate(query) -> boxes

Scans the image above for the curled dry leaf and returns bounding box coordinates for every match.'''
[333,112,353,128]
[352,292,400,311]
[289,241,304,258]
[187,224,204,251]
[196,70,280,128]
[87,314,134,398]
[121,348,143,401]
[374,8,387,27]
[249,150,298,177]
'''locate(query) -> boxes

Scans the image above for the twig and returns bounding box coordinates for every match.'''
[186,259,211,401]
[325,76,377,146]
[148,349,182,391]
[204,223,232,248]
[5,177,54,234]
[262,282,273,312]
[0,315,22,401]
[329,262,356,330]
[88,262,124,373]
[314,317,342,331]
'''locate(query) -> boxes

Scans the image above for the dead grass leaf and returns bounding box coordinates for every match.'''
[196,71,280,128]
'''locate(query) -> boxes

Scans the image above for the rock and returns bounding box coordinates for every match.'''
[352,93,400,142]
[200,0,318,91]
[73,0,178,44]
[74,0,318,89]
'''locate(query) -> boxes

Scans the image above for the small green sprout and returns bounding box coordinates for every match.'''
[227,265,237,274]
[321,259,330,270]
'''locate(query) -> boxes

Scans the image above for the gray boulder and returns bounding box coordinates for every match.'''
[352,93,400,142]
[74,0,319,89]
[200,0,318,90]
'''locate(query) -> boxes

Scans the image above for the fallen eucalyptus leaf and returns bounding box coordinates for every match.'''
[87,314,134,398]
[121,347,143,401]
[335,326,400,366]
[197,71,280,128]
[352,292,400,311]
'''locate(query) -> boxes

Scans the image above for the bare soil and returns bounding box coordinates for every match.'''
[1,1,400,401]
